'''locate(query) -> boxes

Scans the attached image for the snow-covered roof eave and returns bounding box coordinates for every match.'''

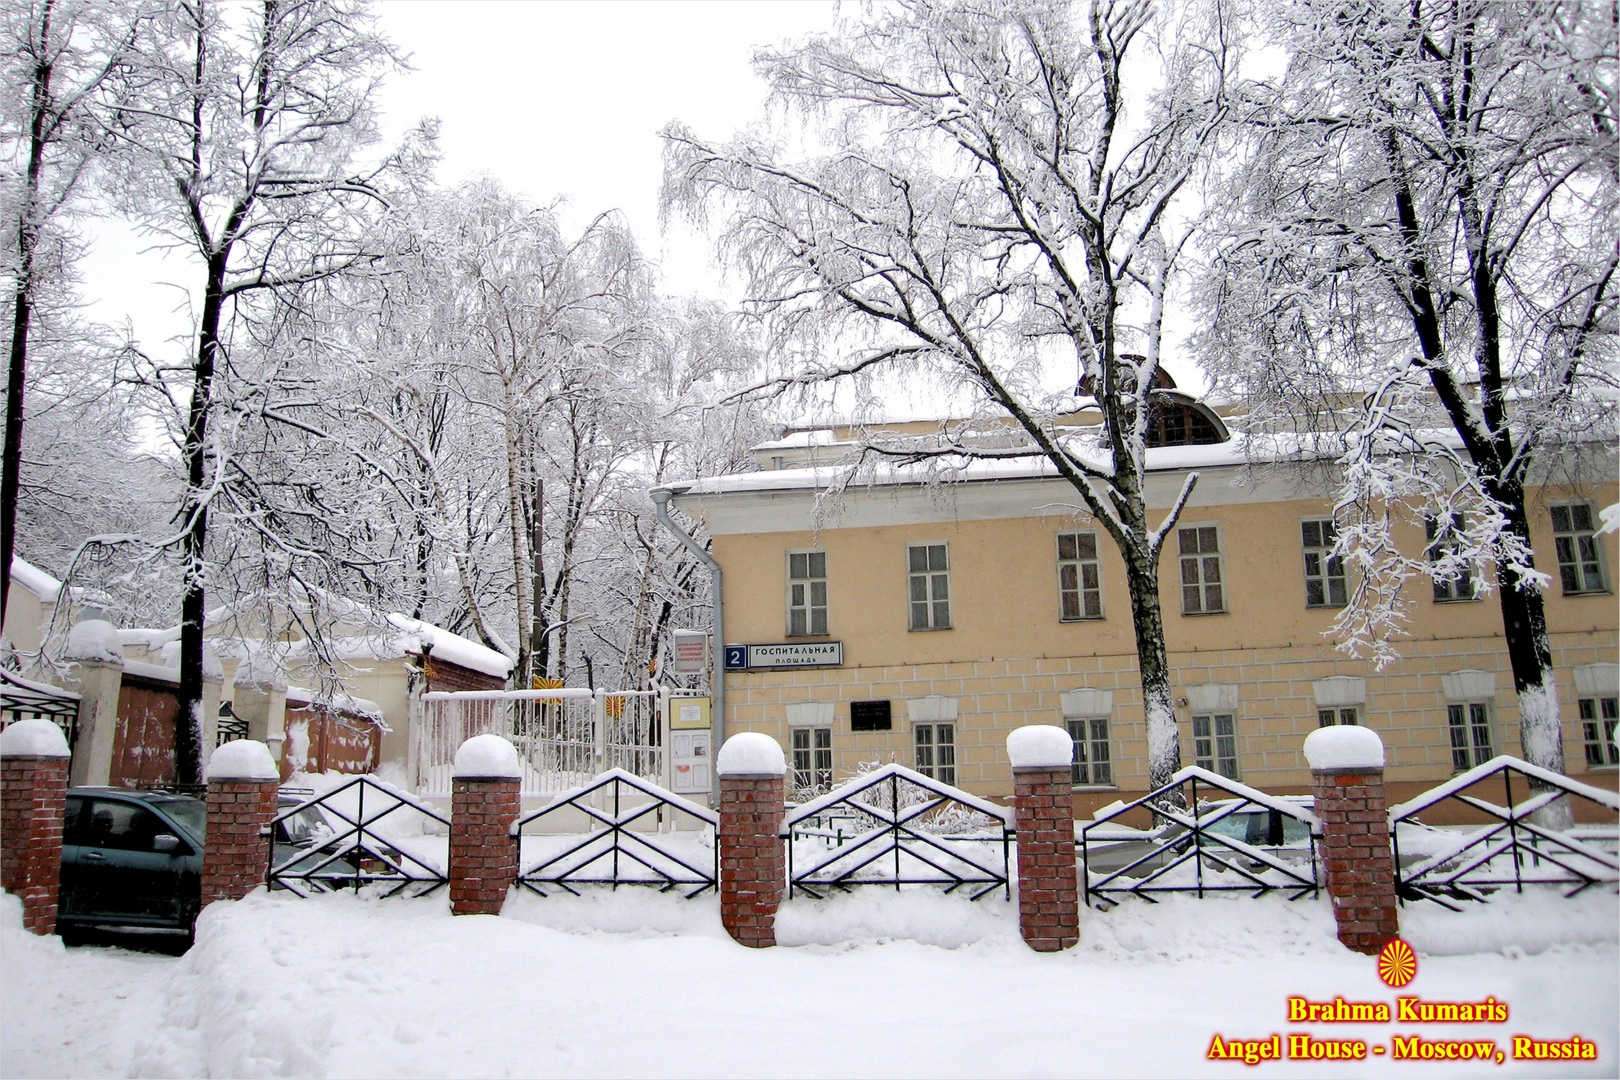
[9,556,64,603]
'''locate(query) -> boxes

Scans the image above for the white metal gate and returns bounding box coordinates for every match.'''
[415,688,673,797]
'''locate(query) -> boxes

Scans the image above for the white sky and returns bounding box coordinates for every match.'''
[80,0,839,354]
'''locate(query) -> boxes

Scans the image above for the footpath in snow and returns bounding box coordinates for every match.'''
[2,885,1616,1078]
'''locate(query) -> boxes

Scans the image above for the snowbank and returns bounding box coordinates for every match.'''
[716,731,785,776]
[0,716,71,758]
[1007,724,1074,768]
[1303,724,1385,770]
[204,740,278,781]
[453,734,521,778]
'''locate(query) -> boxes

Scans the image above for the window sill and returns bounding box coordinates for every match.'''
[1070,784,1118,792]
[1181,609,1228,617]
[784,632,832,639]
[1058,615,1105,623]
[1561,588,1613,598]
[1304,603,1347,611]
[908,625,953,632]
[1432,595,1481,604]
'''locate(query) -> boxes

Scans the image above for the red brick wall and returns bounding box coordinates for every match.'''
[1312,767,1400,954]
[1012,766,1080,952]
[200,779,278,907]
[717,774,785,948]
[0,756,69,935]
[449,777,520,915]
[421,655,507,694]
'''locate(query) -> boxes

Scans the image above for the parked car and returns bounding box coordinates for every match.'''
[56,786,381,947]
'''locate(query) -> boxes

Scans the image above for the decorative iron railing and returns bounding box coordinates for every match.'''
[784,764,1012,900]
[1389,756,1619,910]
[515,769,718,898]
[0,667,80,747]
[267,777,449,898]
[1079,767,1320,909]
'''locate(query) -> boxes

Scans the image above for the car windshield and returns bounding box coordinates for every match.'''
[276,804,337,847]
[149,796,207,841]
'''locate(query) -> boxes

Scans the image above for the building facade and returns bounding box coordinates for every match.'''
[664,416,1619,814]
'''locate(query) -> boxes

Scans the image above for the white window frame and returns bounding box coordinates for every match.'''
[1425,515,1479,602]
[1446,701,1495,771]
[1191,712,1239,779]
[907,542,952,630]
[1550,501,1609,595]
[1064,715,1113,786]
[1578,695,1619,769]
[1316,706,1360,727]
[1056,530,1104,621]
[786,549,828,637]
[1300,518,1347,609]
[790,726,833,792]
[913,721,956,785]
[1177,523,1226,615]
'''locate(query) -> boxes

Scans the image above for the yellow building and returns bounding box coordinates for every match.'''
[662,404,1619,814]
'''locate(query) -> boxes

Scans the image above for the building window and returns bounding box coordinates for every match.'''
[1425,515,1478,602]
[914,722,956,785]
[1300,519,1346,608]
[1065,716,1112,785]
[1057,531,1103,620]
[1191,713,1238,779]
[1446,702,1494,771]
[1178,525,1225,615]
[1317,706,1360,727]
[1578,695,1619,768]
[1551,502,1608,595]
[907,543,951,630]
[787,550,828,636]
[791,726,833,792]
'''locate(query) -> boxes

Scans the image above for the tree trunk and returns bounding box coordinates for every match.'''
[1122,540,1183,799]
[2,0,54,627]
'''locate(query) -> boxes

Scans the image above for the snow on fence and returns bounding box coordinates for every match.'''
[416,688,669,797]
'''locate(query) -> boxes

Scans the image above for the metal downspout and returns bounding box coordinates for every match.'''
[650,486,724,747]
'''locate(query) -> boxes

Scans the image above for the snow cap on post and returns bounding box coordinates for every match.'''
[205,739,278,781]
[1007,724,1074,769]
[453,733,522,779]
[64,619,122,664]
[716,731,785,777]
[1303,725,1384,771]
[0,716,71,758]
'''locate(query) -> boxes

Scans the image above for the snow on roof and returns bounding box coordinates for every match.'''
[64,619,122,663]
[285,685,387,727]
[9,557,62,602]
[385,613,513,678]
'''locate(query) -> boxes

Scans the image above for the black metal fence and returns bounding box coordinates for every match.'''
[267,777,449,898]
[0,667,80,747]
[1390,757,1620,909]
[784,764,1012,900]
[1078,767,1320,910]
[515,769,718,898]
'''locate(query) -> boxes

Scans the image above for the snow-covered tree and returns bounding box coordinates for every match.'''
[1201,0,1618,790]
[107,0,419,784]
[664,0,1236,793]
[1,0,146,626]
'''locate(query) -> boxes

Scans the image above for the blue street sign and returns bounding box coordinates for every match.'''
[723,645,747,671]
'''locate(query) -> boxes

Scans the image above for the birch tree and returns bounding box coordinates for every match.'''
[1202,0,1617,789]
[108,0,413,784]
[664,0,1235,793]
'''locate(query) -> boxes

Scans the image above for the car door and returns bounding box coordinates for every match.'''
[59,796,197,927]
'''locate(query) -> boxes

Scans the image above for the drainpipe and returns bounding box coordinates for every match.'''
[650,486,724,747]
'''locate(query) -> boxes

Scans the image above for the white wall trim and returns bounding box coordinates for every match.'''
[1060,688,1114,717]
[1312,676,1367,708]
[906,695,958,725]
[1574,663,1620,698]
[1441,669,1496,701]
[1186,683,1239,713]
[785,701,836,728]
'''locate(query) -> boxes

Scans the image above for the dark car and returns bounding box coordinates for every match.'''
[58,788,207,945]
[56,787,359,947]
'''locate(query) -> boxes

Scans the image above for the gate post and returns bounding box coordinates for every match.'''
[716,733,786,948]
[449,734,522,916]
[0,718,71,935]
[1007,726,1080,952]
[1304,726,1400,955]
[201,740,280,907]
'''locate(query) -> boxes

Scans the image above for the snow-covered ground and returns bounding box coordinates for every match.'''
[3,884,1615,1079]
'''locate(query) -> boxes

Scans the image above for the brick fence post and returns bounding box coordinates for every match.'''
[449,734,522,916]
[715,732,786,948]
[201,740,280,907]
[1007,725,1080,952]
[1304,726,1400,955]
[0,718,72,935]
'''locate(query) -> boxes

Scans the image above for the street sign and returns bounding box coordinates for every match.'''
[723,644,747,671]
[744,641,843,669]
